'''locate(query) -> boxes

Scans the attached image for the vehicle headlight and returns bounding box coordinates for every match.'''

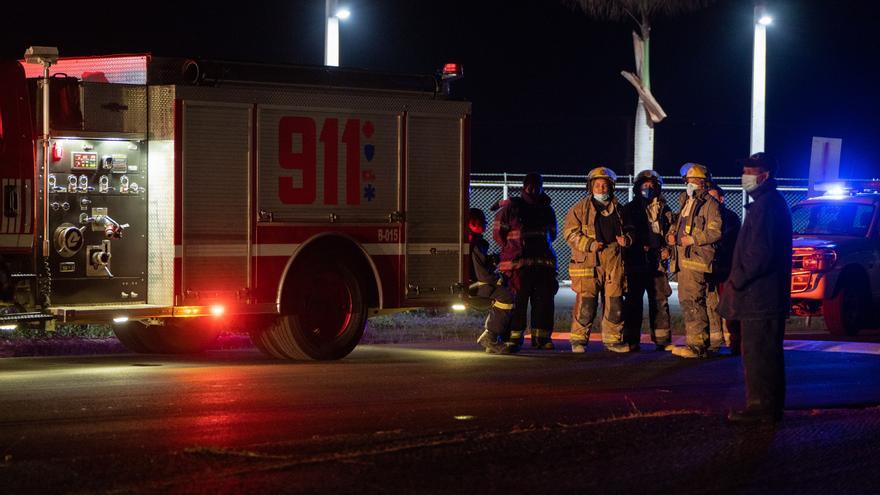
[794,247,837,272]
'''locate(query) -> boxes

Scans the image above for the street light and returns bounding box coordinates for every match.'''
[325,0,350,67]
[750,3,772,154]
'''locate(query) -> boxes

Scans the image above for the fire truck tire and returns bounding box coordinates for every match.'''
[249,328,287,359]
[114,319,221,354]
[262,260,367,360]
[824,276,868,336]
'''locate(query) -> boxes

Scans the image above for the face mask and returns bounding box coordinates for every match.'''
[686,183,699,197]
[742,174,760,193]
[594,193,610,203]
[640,188,655,199]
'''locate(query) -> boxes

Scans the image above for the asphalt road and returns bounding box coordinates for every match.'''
[2,342,880,494]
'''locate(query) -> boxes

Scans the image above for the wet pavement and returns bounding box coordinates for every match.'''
[1,341,879,493]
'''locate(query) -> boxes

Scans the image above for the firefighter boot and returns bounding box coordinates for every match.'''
[505,329,524,353]
[532,329,554,350]
[605,343,632,353]
[671,345,706,358]
[477,330,509,354]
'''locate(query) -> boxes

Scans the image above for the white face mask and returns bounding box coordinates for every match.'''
[686,183,699,197]
[594,193,610,203]
[742,174,760,193]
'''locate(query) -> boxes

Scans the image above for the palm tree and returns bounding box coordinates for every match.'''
[568,0,713,174]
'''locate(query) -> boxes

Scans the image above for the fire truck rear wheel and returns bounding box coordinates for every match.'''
[249,327,286,359]
[263,260,367,360]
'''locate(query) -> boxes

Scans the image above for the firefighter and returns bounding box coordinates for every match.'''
[493,173,558,352]
[621,170,675,351]
[706,182,742,355]
[468,208,514,354]
[564,167,632,353]
[666,163,723,358]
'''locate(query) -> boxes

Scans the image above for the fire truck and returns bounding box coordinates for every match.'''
[0,47,471,360]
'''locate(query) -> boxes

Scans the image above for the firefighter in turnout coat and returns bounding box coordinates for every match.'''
[666,163,723,358]
[563,167,633,353]
[492,173,558,351]
[469,208,514,354]
[621,170,675,351]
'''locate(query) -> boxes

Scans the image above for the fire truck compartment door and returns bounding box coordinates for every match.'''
[405,115,464,299]
[180,101,252,295]
[258,106,400,222]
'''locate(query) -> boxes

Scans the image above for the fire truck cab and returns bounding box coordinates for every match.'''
[0,47,471,360]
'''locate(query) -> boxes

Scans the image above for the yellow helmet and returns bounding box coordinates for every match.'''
[680,162,710,180]
[586,166,618,183]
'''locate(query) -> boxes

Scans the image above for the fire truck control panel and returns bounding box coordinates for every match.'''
[44,138,147,304]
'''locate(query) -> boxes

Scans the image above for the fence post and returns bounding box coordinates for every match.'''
[502,172,509,200]
[742,188,748,220]
[627,175,633,203]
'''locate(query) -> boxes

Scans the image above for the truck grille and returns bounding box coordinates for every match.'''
[791,272,812,293]
[791,248,813,293]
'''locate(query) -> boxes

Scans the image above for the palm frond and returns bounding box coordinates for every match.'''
[565,0,714,22]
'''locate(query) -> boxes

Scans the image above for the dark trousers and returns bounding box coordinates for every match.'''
[741,317,787,414]
[716,281,741,352]
[623,270,672,346]
[507,265,557,344]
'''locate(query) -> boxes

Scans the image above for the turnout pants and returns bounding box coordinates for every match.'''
[677,268,712,355]
[622,270,672,347]
[706,281,723,351]
[506,265,557,345]
[476,283,514,338]
[570,245,625,347]
[741,317,786,415]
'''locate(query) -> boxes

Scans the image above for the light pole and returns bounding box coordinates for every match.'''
[325,0,350,67]
[750,3,773,155]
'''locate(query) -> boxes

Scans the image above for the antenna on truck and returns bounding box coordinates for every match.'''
[24,46,59,259]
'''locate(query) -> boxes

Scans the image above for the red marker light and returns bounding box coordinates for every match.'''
[210,305,225,317]
[52,142,64,162]
[443,63,460,76]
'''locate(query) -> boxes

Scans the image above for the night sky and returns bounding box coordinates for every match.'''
[3,0,878,179]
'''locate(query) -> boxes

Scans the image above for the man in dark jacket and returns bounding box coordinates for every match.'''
[493,173,558,351]
[706,183,742,354]
[622,170,675,351]
[469,208,514,354]
[719,152,792,424]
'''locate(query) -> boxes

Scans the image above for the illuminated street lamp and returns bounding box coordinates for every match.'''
[751,3,772,154]
[325,0,350,67]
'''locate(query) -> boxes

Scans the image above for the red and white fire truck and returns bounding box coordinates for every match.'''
[0,47,471,360]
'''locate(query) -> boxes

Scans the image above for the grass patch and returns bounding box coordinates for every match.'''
[5,323,115,340]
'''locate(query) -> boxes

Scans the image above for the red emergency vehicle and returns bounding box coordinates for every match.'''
[0,47,471,359]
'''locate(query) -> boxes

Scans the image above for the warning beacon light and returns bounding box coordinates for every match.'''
[439,63,464,96]
[442,63,463,80]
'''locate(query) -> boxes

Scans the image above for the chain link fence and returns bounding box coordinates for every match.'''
[470,173,819,281]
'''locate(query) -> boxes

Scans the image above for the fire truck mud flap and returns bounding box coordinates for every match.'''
[111,318,221,354]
